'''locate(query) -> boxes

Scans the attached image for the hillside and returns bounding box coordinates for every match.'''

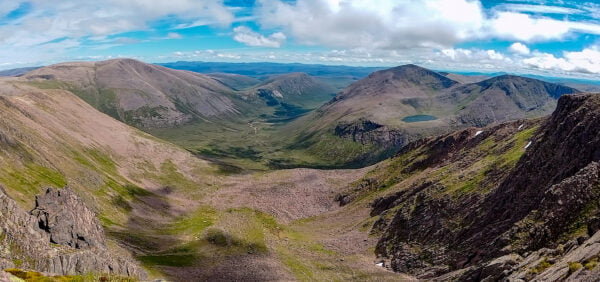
[339,93,600,280]
[0,75,411,281]
[279,65,579,168]
[0,77,220,279]
[23,59,241,128]
[248,72,337,110]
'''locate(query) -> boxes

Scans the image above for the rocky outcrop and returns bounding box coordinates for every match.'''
[0,186,146,279]
[371,94,600,280]
[334,119,414,149]
[31,188,106,249]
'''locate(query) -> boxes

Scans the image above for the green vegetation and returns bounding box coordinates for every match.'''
[584,257,598,270]
[568,262,583,275]
[3,268,137,282]
[0,162,67,197]
[529,258,553,274]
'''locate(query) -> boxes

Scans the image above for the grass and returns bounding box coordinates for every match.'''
[529,258,552,274]
[584,257,598,270]
[0,162,67,198]
[4,268,137,282]
[568,262,583,275]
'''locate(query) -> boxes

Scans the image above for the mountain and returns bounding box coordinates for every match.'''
[208,72,261,90]
[159,61,383,78]
[248,72,336,110]
[0,71,406,281]
[280,65,579,168]
[352,93,600,280]
[23,59,241,128]
[439,72,490,84]
[0,77,215,279]
[451,74,577,126]
[0,66,40,77]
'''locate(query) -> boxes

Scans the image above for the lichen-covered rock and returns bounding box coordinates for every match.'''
[30,187,106,249]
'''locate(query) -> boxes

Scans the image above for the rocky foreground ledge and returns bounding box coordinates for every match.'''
[0,186,146,279]
[370,93,600,280]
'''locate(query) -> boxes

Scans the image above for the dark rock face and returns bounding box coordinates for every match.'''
[31,188,106,249]
[372,94,600,280]
[334,119,412,148]
[0,186,146,279]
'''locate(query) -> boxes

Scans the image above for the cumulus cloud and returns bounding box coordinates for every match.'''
[256,0,485,49]
[255,0,600,49]
[233,26,286,48]
[509,42,530,55]
[524,47,600,74]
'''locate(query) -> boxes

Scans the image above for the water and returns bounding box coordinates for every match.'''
[402,114,438,123]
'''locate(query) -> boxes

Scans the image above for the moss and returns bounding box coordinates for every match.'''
[138,254,197,267]
[529,258,552,274]
[584,257,598,270]
[11,259,22,268]
[4,268,135,282]
[568,262,583,275]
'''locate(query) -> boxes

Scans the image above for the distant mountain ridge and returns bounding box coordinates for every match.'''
[284,64,580,167]
[24,59,241,128]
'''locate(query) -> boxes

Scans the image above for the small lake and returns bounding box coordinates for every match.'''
[402,114,438,123]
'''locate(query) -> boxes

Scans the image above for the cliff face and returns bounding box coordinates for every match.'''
[0,187,146,279]
[370,94,600,280]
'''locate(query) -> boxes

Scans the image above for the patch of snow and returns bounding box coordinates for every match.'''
[474,130,483,137]
[272,90,283,98]
[518,124,524,130]
[524,141,532,149]
[375,262,384,267]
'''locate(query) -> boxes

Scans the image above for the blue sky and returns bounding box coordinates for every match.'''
[0,0,599,79]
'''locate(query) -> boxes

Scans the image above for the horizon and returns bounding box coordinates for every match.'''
[4,58,600,85]
[0,1,599,81]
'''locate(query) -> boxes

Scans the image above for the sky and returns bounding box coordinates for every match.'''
[0,0,600,79]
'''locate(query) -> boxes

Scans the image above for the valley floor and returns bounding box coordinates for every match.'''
[126,167,412,281]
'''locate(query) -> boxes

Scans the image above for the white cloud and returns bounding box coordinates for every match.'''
[256,0,485,49]
[233,26,286,48]
[167,32,183,39]
[0,0,234,67]
[495,4,584,15]
[255,0,600,48]
[487,12,571,41]
[523,47,600,74]
[509,42,530,55]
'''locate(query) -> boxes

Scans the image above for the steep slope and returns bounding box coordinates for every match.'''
[249,72,336,110]
[451,75,578,126]
[0,77,217,279]
[352,93,600,280]
[23,59,240,128]
[281,65,578,168]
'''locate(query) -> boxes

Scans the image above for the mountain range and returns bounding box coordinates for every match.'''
[1,58,599,281]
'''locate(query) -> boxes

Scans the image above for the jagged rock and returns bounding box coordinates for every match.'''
[0,186,146,279]
[30,187,106,249]
[334,119,412,148]
[479,254,522,281]
[371,94,600,280]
